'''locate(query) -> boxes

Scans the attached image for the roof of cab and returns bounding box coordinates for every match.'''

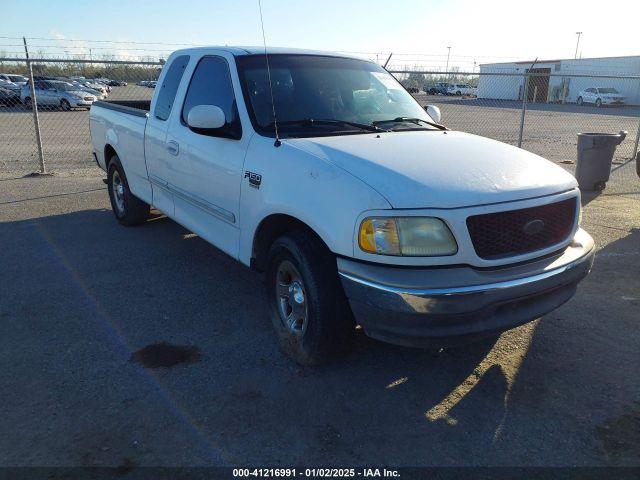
[170,46,366,61]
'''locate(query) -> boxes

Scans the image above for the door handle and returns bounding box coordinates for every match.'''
[166,140,179,156]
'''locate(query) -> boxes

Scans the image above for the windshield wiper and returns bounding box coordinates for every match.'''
[372,117,446,130]
[268,118,387,133]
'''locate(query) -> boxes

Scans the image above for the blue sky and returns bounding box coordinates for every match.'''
[2,0,639,68]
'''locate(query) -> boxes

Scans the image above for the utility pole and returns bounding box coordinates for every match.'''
[445,46,451,72]
[23,37,47,174]
[574,32,582,59]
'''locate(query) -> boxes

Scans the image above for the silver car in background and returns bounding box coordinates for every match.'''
[20,80,97,110]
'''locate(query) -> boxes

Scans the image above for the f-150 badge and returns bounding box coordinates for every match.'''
[244,171,262,189]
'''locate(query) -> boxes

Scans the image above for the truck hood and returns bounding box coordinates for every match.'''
[289,130,577,209]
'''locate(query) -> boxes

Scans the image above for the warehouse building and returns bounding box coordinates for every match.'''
[478,56,640,105]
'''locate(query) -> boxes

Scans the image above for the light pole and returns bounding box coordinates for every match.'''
[574,32,582,59]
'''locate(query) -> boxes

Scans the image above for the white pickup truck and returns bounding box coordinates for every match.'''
[90,47,594,364]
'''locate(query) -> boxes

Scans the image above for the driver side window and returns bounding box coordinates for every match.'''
[181,56,241,139]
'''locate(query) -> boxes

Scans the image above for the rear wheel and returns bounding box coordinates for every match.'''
[23,97,32,110]
[577,96,583,106]
[107,155,149,226]
[60,99,71,111]
[595,98,602,108]
[266,231,354,365]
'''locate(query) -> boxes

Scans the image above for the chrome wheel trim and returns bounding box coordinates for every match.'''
[112,170,126,214]
[275,260,308,335]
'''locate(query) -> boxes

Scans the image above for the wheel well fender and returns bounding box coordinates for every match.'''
[250,214,330,272]
[104,144,118,167]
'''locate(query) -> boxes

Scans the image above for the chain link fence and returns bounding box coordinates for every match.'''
[0,58,161,176]
[1,58,639,191]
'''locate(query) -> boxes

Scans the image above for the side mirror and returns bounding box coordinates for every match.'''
[187,105,226,130]
[425,105,441,123]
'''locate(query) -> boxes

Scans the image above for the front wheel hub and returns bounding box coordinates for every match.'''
[275,261,308,334]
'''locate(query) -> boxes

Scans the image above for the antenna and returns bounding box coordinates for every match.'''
[258,0,281,147]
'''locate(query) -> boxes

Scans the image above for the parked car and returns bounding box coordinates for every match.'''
[0,78,22,92]
[427,82,452,95]
[84,81,110,94]
[69,81,107,100]
[108,80,128,86]
[147,81,157,88]
[447,83,477,96]
[577,88,625,107]
[97,79,114,92]
[20,80,97,110]
[0,73,28,86]
[0,86,21,106]
[90,47,594,365]
[137,80,150,87]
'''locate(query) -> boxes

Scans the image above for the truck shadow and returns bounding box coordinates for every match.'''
[5,208,633,465]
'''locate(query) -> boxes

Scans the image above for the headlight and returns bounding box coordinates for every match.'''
[359,217,457,256]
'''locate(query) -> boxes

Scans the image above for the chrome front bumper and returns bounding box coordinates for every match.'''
[338,229,595,346]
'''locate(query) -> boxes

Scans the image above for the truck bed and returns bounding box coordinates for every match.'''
[93,100,150,117]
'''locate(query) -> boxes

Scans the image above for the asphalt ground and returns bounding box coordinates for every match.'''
[0,158,638,468]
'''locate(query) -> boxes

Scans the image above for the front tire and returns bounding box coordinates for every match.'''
[266,231,354,365]
[595,98,602,108]
[577,96,583,106]
[60,99,71,111]
[107,155,149,226]
[24,97,32,110]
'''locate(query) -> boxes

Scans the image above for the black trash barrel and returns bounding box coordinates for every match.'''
[575,131,627,191]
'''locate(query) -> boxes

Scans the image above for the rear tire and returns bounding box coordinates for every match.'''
[595,98,602,108]
[577,96,583,106]
[60,99,71,111]
[266,230,354,365]
[24,97,32,110]
[107,155,149,226]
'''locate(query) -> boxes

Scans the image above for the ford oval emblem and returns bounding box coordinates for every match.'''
[523,219,545,235]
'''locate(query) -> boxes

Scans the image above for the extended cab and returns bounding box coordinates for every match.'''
[90,47,594,364]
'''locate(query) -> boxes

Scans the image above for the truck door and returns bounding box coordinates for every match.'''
[165,55,248,259]
[144,55,190,216]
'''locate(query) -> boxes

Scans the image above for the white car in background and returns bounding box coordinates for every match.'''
[447,83,477,96]
[0,73,28,86]
[0,78,22,92]
[577,88,625,107]
[69,81,107,100]
[85,81,110,94]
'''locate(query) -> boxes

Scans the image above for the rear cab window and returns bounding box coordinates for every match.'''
[154,55,190,121]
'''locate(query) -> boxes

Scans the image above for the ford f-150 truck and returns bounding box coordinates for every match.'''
[90,47,594,364]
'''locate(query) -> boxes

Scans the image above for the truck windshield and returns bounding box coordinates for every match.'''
[236,54,437,138]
